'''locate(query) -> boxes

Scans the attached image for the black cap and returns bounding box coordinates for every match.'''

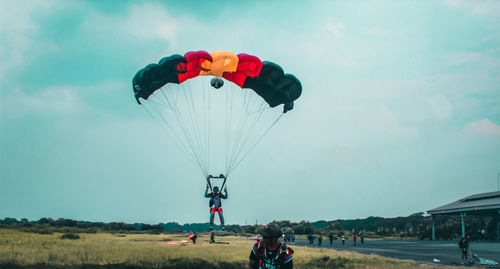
[260,224,282,238]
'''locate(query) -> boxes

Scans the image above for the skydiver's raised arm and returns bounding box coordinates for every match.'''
[204,184,210,198]
[221,187,228,199]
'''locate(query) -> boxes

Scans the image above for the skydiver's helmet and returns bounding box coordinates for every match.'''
[213,186,219,193]
[210,77,224,89]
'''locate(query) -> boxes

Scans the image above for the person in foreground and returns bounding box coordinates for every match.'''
[249,224,293,269]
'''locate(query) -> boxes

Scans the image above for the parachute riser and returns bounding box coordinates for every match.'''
[207,174,227,192]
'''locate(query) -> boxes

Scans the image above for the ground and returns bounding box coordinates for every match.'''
[292,238,500,266]
[0,229,491,268]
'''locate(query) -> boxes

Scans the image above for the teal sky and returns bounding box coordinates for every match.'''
[1,0,499,225]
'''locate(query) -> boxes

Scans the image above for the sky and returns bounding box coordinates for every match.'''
[1,0,500,225]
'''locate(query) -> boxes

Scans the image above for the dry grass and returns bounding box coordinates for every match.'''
[0,229,470,268]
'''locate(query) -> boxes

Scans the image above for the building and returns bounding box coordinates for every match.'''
[427,191,500,240]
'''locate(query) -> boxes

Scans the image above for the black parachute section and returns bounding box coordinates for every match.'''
[242,61,302,113]
[132,54,186,104]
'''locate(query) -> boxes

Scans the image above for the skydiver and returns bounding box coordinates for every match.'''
[205,174,228,231]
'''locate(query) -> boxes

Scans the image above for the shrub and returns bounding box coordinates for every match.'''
[60,233,80,240]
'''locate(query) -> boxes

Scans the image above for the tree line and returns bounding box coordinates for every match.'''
[1,213,498,240]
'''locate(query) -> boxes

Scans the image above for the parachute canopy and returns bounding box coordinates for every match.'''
[132,50,302,178]
[132,50,302,113]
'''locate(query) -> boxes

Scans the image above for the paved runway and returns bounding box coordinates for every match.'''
[291,239,500,266]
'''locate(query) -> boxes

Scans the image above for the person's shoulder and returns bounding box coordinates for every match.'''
[281,243,293,253]
[252,241,262,253]
[280,243,293,263]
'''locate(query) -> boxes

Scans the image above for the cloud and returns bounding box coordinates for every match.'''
[446,52,482,67]
[118,4,180,42]
[373,107,419,140]
[362,26,390,37]
[463,119,500,136]
[443,0,500,17]
[428,95,453,120]
[325,21,345,38]
[0,0,57,83]
[5,86,84,118]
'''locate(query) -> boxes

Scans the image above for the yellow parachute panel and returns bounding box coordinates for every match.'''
[200,51,239,77]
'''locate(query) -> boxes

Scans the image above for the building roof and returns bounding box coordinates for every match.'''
[427,191,500,215]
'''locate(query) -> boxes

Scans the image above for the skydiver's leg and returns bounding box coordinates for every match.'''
[210,208,216,230]
[218,208,225,230]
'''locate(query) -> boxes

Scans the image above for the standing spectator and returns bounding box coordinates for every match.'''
[360,232,365,246]
[307,233,315,246]
[458,234,471,262]
[210,232,215,243]
[328,232,334,246]
[318,234,323,246]
[353,233,357,246]
[342,235,346,246]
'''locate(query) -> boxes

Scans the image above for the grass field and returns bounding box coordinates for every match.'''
[0,229,469,269]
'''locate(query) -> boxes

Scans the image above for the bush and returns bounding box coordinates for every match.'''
[60,233,80,240]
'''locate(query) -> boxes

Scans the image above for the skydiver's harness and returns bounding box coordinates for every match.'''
[209,193,224,208]
[253,241,293,268]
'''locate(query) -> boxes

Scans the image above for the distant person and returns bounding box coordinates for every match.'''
[307,233,315,246]
[360,233,365,246]
[249,224,293,269]
[353,233,357,246]
[328,232,334,245]
[342,235,345,246]
[291,234,295,243]
[205,175,228,231]
[458,234,471,261]
[210,231,215,243]
[188,232,197,244]
[317,234,323,246]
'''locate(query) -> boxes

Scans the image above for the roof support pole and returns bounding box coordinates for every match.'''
[460,212,466,238]
[497,210,500,239]
[431,215,436,240]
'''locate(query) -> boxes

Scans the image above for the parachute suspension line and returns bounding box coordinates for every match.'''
[228,99,268,172]
[204,77,211,175]
[185,80,210,176]
[226,95,269,176]
[226,92,249,172]
[228,91,264,172]
[140,99,200,172]
[160,86,208,177]
[181,83,202,170]
[164,84,207,176]
[227,112,283,177]
[161,83,208,177]
[227,89,251,172]
[224,84,235,176]
[199,77,210,174]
